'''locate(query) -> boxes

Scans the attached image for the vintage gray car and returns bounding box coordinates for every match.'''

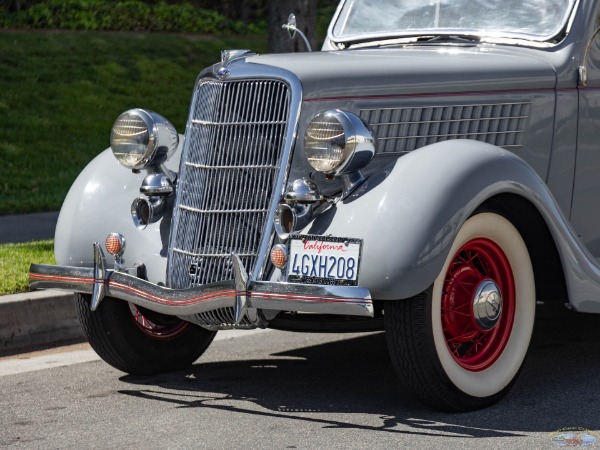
[29,0,600,411]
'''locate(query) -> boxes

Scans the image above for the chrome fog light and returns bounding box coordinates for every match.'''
[110,109,178,170]
[304,110,375,175]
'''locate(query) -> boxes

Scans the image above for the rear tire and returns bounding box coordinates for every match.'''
[75,294,216,375]
[385,212,535,411]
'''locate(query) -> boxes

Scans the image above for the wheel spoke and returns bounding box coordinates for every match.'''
[460,332,489,359]
[441,306,471,318]
[463,250,487,278]
[445,272,477,298]
[445,328,479,344]
[128,303,189,339]
[441,237,516,371]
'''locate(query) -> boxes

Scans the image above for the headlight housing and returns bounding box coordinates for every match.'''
[304,110,375,175]
[110,109,178,170]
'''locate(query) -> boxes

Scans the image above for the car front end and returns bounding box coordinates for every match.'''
[30,0,592,411]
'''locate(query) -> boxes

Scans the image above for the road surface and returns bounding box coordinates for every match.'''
[1,307,599,449]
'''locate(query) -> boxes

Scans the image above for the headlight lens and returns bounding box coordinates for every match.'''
[304,110,375,175]
[110,109,178,170]
[305,111,347,173]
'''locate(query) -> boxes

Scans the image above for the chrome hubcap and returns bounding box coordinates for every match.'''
[472,279,503,331]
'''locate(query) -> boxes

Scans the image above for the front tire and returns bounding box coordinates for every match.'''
[385,212,535,411]
[75,294,216,375]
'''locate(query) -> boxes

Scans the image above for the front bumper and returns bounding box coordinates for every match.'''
[29,244,373,324]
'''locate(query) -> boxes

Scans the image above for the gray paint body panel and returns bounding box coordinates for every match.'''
[249,47,557,99]
[54,143,183,285]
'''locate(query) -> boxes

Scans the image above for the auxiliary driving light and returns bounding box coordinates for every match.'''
[270,244,288,269]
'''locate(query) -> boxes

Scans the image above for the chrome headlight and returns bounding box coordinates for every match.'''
[304,110,375,175]
[110,109,178,170]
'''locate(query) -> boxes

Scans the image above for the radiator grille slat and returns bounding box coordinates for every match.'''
[168,79,290,289]
[361,102,531,153]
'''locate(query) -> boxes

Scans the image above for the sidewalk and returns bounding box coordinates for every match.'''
[0,211,84,355]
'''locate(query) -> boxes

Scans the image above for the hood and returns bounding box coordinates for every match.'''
[247,46,557,100]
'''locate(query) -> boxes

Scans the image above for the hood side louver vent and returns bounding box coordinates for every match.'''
[361,102,531,153]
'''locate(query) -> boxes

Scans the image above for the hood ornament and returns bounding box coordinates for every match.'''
[217,49,255,80]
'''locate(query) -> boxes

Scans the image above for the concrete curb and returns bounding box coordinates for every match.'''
[0,290,84,355]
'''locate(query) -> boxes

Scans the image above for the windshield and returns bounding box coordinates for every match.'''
[331,0,577,44]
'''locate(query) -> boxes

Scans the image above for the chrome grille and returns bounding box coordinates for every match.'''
[179,309,255,331]
[168,78,290,289]
[361,102,531,153]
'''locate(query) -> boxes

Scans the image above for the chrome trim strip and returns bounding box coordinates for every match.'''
[29,263,374,318]
[191,119,287,126]
[185,163,279,170]
[360,101,533,111]
[370,116,529,126]
[172,249,256,258]
[376,130,526,141]
[178,205,269,214]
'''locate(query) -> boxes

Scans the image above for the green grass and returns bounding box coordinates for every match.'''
[0,31,266,295]
[0,240,55,295]
[0,31,267,214]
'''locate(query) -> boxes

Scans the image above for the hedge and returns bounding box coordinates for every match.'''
[0,0,267,34]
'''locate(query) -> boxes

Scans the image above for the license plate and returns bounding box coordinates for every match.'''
[287,235,362,286]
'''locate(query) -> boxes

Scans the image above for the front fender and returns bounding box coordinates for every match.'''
[54,139,183,285]
[305,140,558,300]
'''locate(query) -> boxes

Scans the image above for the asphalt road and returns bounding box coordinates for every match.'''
[1,307,599,449]
[0,211,58,244]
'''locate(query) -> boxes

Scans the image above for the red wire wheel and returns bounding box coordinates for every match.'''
[441,237,515,372]
[128,303,190,340]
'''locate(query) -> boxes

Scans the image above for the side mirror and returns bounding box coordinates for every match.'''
[282,13,312,52]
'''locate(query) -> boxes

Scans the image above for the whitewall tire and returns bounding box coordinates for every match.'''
[385,212,536,411]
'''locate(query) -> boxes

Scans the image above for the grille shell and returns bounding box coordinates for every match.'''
[168,78,291,289]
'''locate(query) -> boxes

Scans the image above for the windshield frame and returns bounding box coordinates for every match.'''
[328,0,580,48]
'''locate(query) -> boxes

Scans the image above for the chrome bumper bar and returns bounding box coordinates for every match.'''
[29,244,373,322]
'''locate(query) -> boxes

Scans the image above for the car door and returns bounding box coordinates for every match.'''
[570,11,600,257]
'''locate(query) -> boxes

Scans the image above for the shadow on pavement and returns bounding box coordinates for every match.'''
[118,305,600,438]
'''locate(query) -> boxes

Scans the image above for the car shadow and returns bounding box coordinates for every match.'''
[118,305,600,437]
